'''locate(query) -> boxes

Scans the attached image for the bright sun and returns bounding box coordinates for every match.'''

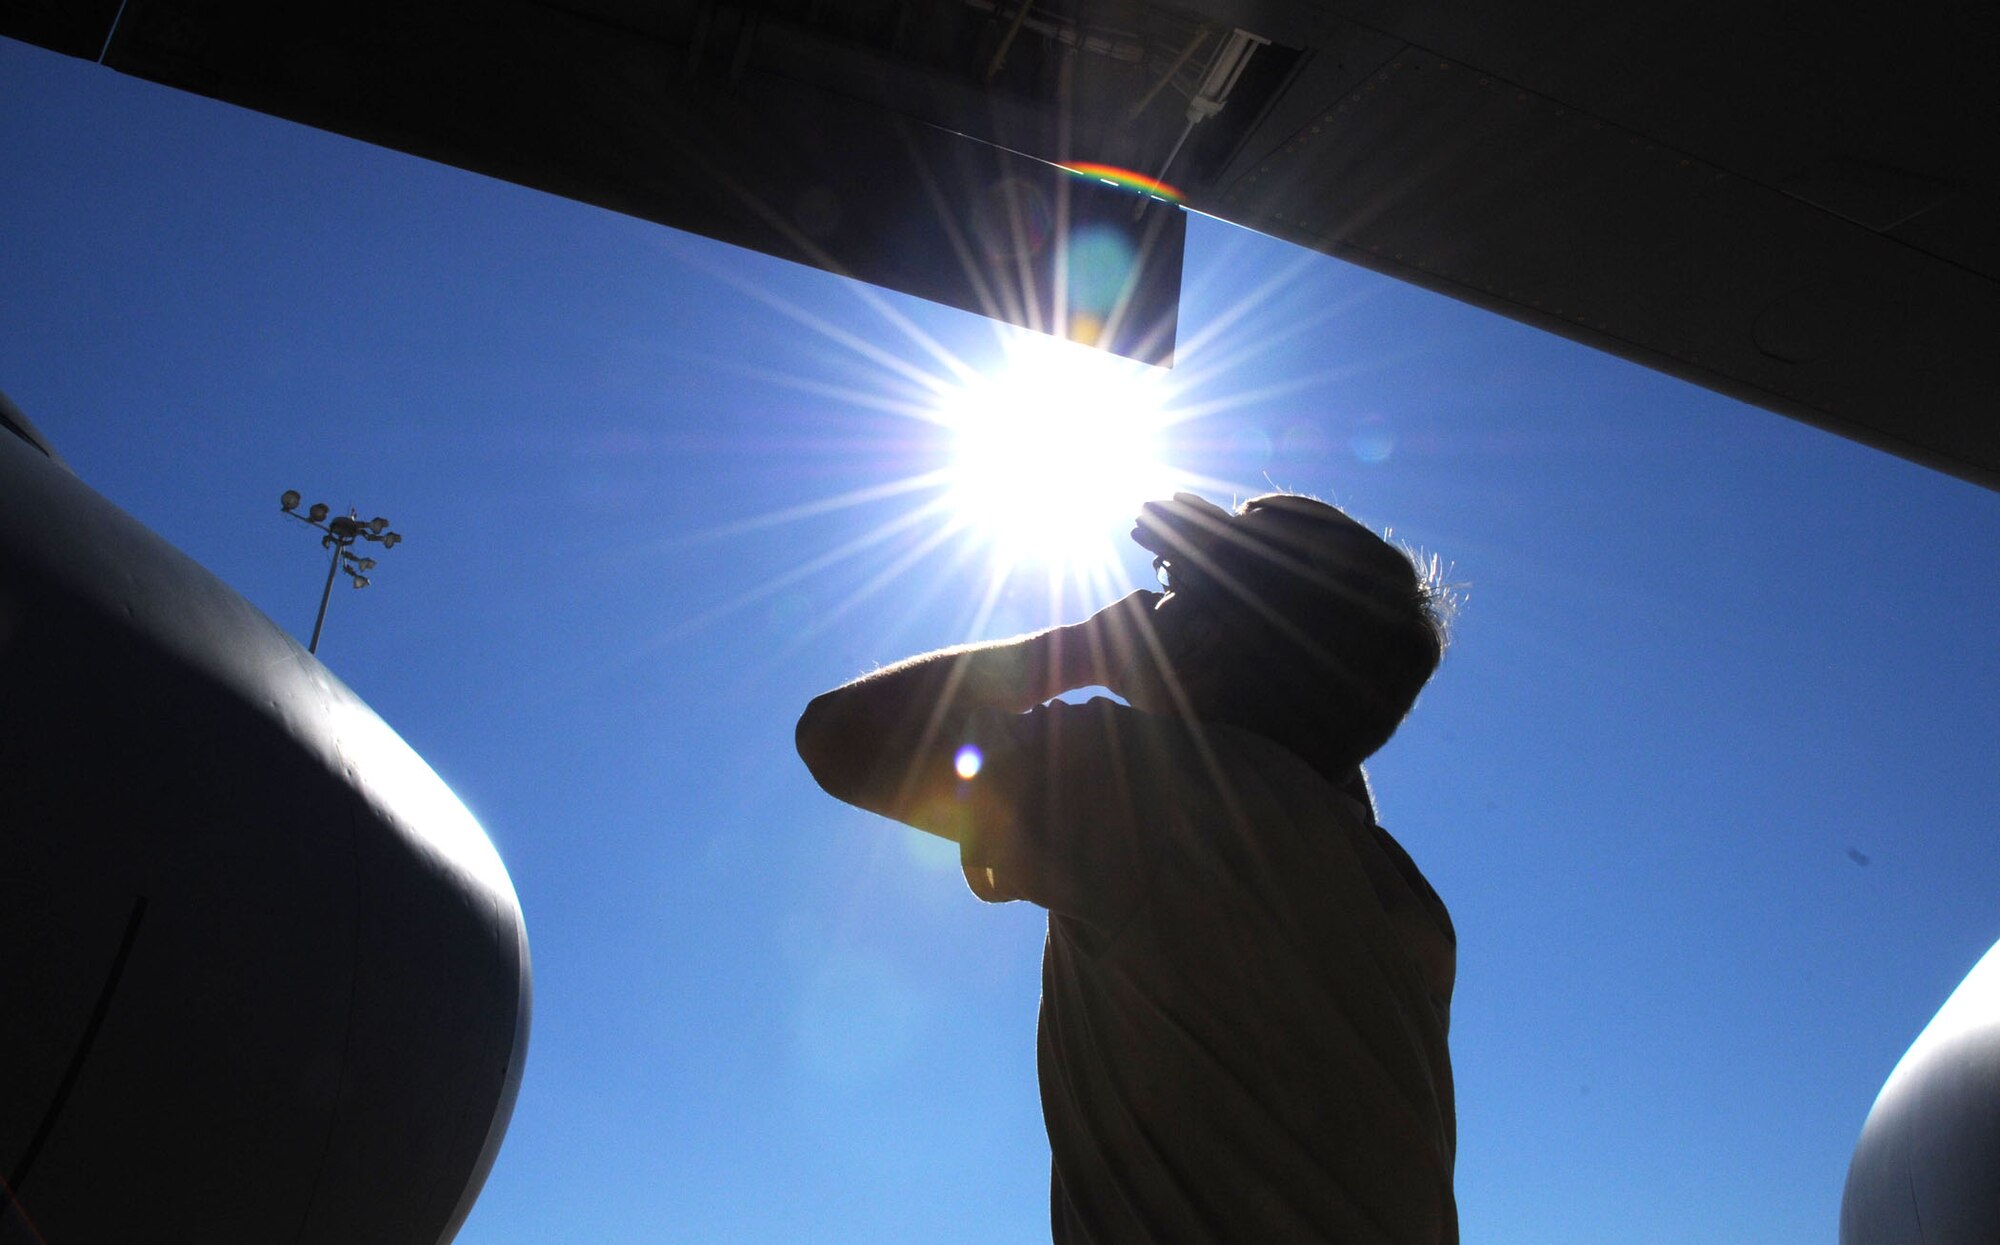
[938,335,1181,571]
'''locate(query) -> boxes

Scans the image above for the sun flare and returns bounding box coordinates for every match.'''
[938,335,1181,573]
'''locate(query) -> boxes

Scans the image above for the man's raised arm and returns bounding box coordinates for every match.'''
[794,590,1156,835]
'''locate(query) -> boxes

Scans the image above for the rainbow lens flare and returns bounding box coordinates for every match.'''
[1059,163,1185,204]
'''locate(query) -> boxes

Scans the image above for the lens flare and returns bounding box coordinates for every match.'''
[1067,226,1139,320]
[953,745,983,779]
[1350,414,1395,463]
[1059,162,1186,203]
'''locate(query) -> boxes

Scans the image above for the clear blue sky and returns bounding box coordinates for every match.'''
[6,35,1999,1244]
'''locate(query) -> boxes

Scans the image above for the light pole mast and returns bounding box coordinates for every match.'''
[279,490,402,654]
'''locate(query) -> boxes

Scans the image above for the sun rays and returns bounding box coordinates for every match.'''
[938,332,1181,573]
[632,194,1398,685]
[659,307,1291,666]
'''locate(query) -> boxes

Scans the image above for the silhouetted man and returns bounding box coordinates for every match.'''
[796,492,1456,1243]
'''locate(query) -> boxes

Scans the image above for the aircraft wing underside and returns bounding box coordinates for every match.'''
[7,0,1993,486]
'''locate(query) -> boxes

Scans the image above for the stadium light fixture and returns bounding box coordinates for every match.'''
[279,490,404,654]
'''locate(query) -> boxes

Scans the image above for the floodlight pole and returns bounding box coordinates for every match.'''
[279,492,402,657]
[309,536,343,654]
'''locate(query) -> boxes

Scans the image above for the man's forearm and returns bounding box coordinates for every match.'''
[796,584,1168,828]
[795,621,1110,816]
[795,588,1157,828]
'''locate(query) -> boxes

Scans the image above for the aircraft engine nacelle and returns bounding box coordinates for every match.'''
[1842,937,2000,1243]
[0,392,530,1244]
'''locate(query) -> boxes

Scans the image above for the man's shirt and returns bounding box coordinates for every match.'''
[958,698,1457,1244]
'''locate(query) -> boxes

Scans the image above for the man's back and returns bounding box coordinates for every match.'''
[960,697,1457,1244]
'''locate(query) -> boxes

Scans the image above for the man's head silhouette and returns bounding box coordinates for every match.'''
[1125,491,1448,779]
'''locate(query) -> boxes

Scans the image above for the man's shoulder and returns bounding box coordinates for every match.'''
[1022,696,1288,756]
[1009,695,1194,756]
[1017,698,1382,821]
[1366,820,1456,946]
[1022,693,1132,723]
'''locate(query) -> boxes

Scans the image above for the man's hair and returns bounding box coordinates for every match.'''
[1175,493,1449,775]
